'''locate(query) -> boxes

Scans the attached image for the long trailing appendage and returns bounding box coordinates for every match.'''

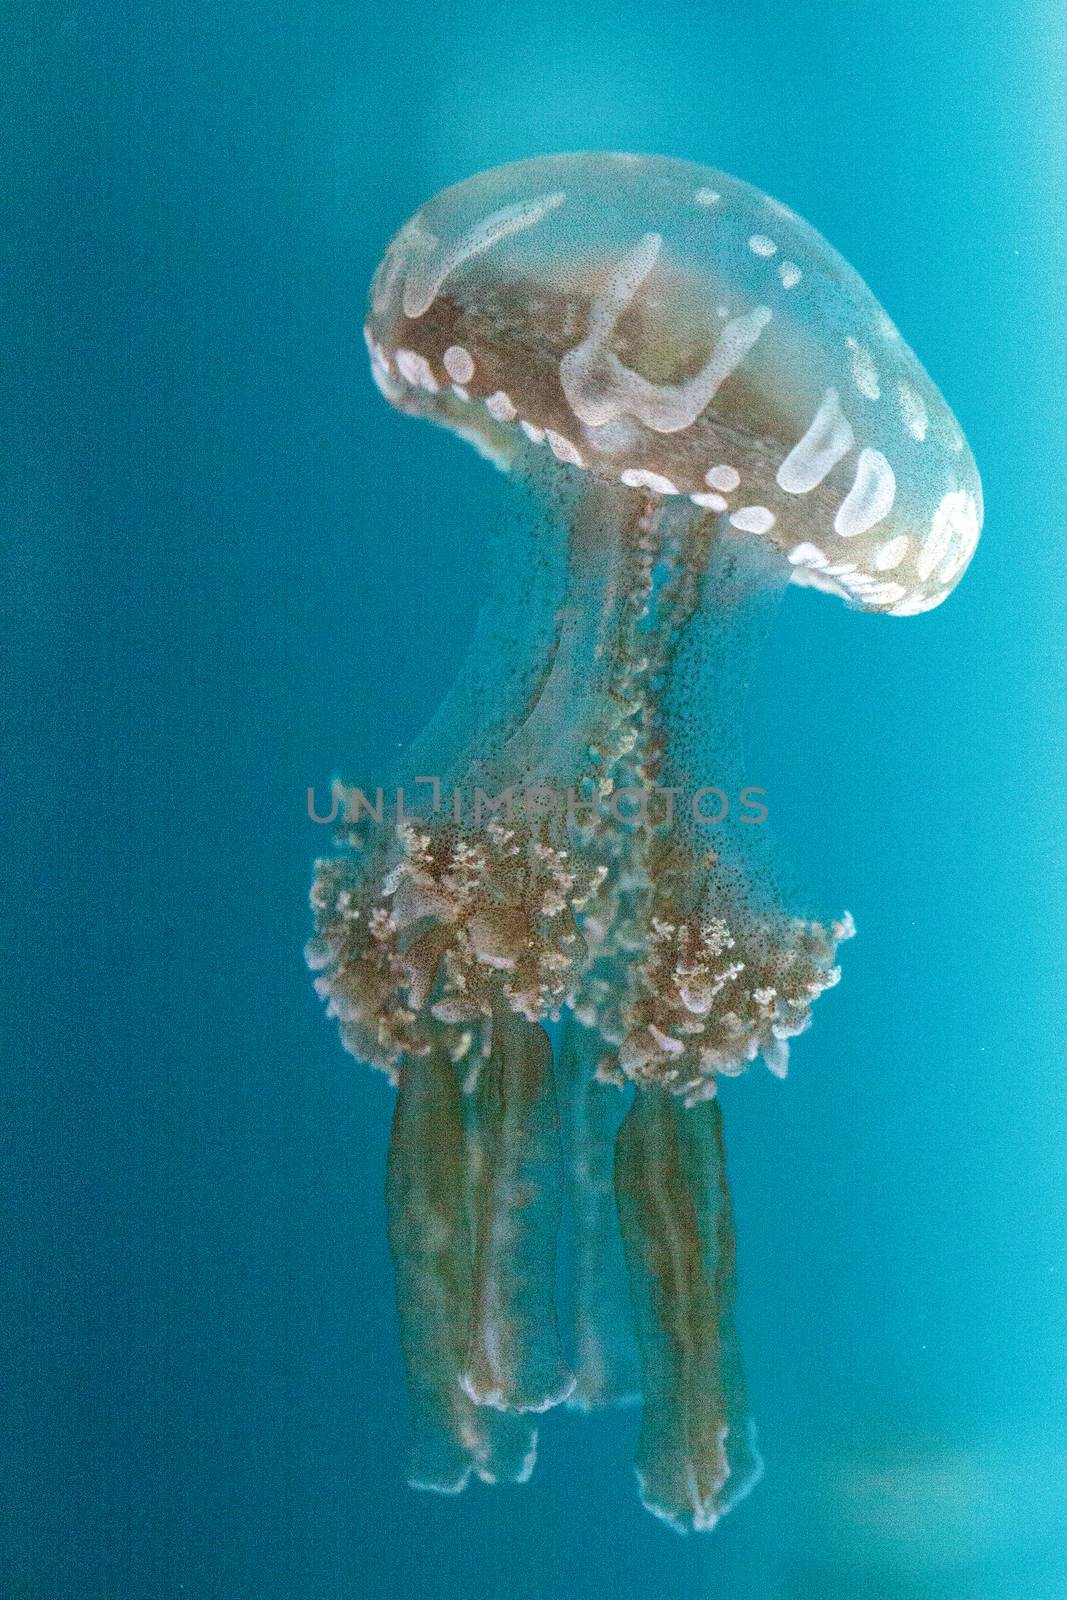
[386,1045,537,1490]
[461,1009,575,1413]
[556,1014,640,1410]
[614,1085,763,1532]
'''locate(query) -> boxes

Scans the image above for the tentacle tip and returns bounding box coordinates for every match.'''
[407,1466,473,1497]
[460,1365,577,1414]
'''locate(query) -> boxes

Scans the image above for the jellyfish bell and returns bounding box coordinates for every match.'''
[366,151,982,617]
[311,153,983,1531]
[353,148,987,1102]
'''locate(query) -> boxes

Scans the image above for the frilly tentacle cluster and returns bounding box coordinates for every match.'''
[617,907,855,1105]
[307,820,607,1080]
[308,803,853,1098]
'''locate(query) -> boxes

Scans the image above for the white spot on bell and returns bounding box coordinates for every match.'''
[834,449,896,537]
[918,489,980,583]
[874,534,909,570]
[519,419,545,444]
[545,429,583,465]
[939,513,980,583]
[486,390,517,422]
[621,467,677,494]
[443,345,475,384]
[897,382,928,442]
[705,464,740,492]
[777,388,855,494]
[749,234,778,257]
[690,491,728,511]
[787,542,828,566]
[395,348,439,392]
[729,505,775,534]
[846,337,881,401]
[790,566,849,597]
[778,260,802,289]
[694,188,721,206]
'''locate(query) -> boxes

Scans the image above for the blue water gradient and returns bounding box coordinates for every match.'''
[5,1,1066,1595]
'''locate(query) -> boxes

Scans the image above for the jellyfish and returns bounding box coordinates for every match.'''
[308,154,982,1531]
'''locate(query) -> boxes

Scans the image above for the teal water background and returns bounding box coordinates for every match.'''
[5,2,1067,1596]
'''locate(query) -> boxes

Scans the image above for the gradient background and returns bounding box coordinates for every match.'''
[5,2,1067,1596]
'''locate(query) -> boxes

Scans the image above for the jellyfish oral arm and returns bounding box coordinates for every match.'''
[557,1014,641,1411]
[461,1011,576,1414]
[615,1089,763,1532]
[387,1046,537,1491]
